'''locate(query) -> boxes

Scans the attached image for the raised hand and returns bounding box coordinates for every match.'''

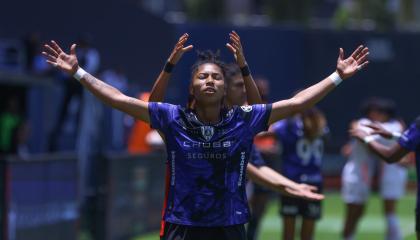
[42,40,79,75]
[168,33,193,65]
[226,30,247,67]
[336,45,369,80]
[285,183,324,201]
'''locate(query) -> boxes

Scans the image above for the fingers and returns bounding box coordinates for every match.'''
[46,60,58,68]
[306,185,318,192]
[44,44,59,57]
[178,33,189,42]
[50,40,64,54]
[182,45,194,52]
[350,45,363,59]
[357,51,369,66]
[176,33,191,51]
[356,47,369,59]
[339,48,344,60]
[364,122,380,130]
[229,32,242,48]
[225,43,236,53]
[309,193,324,200]
[70,44,77,56]
[41,51,57,62]
[229,32,240,43]
[357,61,369,71]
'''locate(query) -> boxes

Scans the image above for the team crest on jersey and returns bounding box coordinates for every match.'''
[201,126,214,141]
[240,105,253,112]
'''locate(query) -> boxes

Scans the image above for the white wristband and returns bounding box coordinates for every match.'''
[363,135,376,144]
[329,71,343,86]
[391,132,402,140]
[73,67,87,81]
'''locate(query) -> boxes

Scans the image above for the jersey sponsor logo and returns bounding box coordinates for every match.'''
[187,152,227,160]
[170,151,176,186]
[201,126,214,141]
[240,105,253,112]
[237,152,246,186]
[183,141,232,148]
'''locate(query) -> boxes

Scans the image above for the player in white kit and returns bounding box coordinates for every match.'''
[341,98,407,240]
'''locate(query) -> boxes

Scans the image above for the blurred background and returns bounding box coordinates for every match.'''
[0,0,419,239]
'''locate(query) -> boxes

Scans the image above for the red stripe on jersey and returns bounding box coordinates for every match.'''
[160,164,171,237]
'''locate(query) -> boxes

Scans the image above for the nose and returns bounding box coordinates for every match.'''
[205,76,215,85]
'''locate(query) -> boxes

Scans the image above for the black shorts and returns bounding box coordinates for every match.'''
[416,208,420,232]
[280,195,322,220]
[161,222,246,240]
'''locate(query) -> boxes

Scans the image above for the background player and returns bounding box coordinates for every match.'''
[350,116,420,239]
[341,98,407,240]
[257,107,328,240]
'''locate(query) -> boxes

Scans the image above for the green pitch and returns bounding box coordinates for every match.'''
[134,192,417,240]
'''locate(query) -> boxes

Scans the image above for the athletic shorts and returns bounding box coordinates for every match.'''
[279,195,322,220]
[160,222,246,240]
[380,163,407,200]
[416,208,420,232]
[341,161,374,204]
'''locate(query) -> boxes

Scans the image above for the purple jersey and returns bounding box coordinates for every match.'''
[271,117,326,185]
[148,103,271,226]
[398,116,420,207]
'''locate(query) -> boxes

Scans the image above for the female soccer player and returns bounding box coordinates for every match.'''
[42,35,368,240]
[350,116,420,239]
[268,107,328,240]
[341,98,406,240]
[149,32,325,238]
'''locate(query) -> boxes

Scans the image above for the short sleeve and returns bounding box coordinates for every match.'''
[248,146,266,167]
[241,104,272,135]
[148,102,176,132]
[270,120,288,141]
[398,118,420,151]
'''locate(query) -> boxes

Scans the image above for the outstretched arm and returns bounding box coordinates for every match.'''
[268,45,369,125]
[43,40,150,123]
[226,31,262,105]
[246,164,324,200]
[350,127,410,163]
[149,33,193,102]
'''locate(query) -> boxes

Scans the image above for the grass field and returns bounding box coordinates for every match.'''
[134,192,417,240]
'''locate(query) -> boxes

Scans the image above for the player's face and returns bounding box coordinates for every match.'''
[367,110,389,122]
[226,74,246,106]
[190,63,226,105]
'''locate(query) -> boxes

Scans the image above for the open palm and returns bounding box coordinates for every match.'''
[168,33,193,65]
[336,45,369,79]
[42,40,79,75]
[226,30,246,67]
[286,183,324,201]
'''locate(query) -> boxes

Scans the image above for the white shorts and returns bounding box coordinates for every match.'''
[380,163,408,200]
[341,161,375,204]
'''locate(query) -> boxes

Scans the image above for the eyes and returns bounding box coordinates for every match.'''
[197,72,223,81]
